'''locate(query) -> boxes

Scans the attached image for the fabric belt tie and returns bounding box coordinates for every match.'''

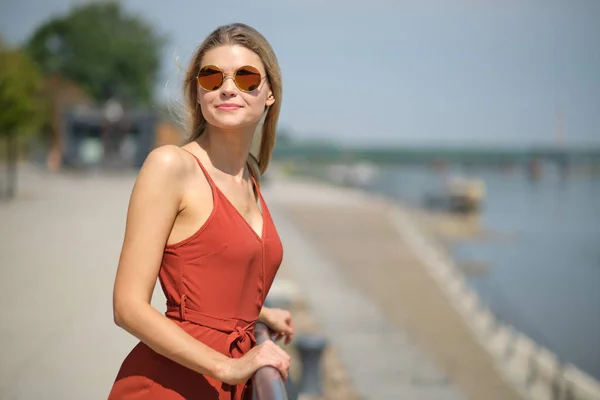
[166,295,256,358]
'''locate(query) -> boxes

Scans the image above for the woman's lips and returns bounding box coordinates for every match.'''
[216,103,242,111]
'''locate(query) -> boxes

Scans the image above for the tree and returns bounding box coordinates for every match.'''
[0,40,44,199]
[25,1,165,105]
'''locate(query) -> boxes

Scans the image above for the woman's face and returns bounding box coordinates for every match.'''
[197,45,275,132]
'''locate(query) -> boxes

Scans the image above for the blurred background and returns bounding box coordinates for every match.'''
[0,1,598,399]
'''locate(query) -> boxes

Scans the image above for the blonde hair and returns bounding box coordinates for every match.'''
[183,23,282,175]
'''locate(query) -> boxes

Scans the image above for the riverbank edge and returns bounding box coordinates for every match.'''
[289,173,600,400]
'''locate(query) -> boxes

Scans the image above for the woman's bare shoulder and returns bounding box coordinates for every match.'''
[139,145,197,179]
[129,145,200,201]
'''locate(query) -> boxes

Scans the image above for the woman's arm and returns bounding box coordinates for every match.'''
[112,146,230,380]
[258,307,294,345]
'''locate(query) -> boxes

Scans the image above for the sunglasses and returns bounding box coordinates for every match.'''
[197,65,267,93]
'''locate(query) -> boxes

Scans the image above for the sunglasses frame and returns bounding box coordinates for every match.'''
[196,65,267,93]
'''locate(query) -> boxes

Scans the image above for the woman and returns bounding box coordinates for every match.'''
[108,23,293,400]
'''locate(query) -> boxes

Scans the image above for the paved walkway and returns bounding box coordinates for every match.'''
[263,177,522,400]
[0,167,166,400]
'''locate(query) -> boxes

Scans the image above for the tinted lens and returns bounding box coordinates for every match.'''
[197,65,223,91]
[235,66,262,92]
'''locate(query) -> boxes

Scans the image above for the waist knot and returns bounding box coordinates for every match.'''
[166,296,256,357]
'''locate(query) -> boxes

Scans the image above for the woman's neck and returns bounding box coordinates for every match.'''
[196,125,256,180]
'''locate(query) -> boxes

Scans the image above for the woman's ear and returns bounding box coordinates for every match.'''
[265,90,275,107]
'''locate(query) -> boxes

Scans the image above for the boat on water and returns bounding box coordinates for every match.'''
[424,176,486,213]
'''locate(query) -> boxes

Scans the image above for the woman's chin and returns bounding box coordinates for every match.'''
[210,116,258,131]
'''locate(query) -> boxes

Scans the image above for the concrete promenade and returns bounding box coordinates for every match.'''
[263,177,521,400]
[0,165,520,399]
[0,167,150,399]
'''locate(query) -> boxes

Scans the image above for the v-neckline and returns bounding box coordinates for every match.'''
[215,181,265,243]
[182,148,265,242]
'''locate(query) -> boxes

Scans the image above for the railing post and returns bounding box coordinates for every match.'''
[284,374,300,400]
[295,334,327,396]
[260,297,299,400]
[253,322,289,400]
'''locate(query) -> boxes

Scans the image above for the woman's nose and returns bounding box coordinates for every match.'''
[220,76,237,95]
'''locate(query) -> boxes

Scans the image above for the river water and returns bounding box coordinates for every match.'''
[372,163,600,380]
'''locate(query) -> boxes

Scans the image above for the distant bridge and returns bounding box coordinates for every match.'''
[273,144,600,166]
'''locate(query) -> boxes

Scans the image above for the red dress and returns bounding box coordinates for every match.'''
[108,150,284,399]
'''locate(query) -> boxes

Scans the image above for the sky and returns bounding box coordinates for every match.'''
[1,0,599,147]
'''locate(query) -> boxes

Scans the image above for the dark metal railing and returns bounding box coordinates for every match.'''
[252,322,289,400]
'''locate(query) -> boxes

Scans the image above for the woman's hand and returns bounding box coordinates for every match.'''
[219,341,290,385]
[260,307,295,345]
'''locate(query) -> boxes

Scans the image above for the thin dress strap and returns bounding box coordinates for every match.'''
[181,148,218,194]
[247,164,268,217]
[181,148,261,210]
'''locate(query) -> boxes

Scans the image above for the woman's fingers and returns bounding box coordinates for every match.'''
[230,341,290,384]
[269,342,290,379]
[254,341,290,380]
[273,331,294,345]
